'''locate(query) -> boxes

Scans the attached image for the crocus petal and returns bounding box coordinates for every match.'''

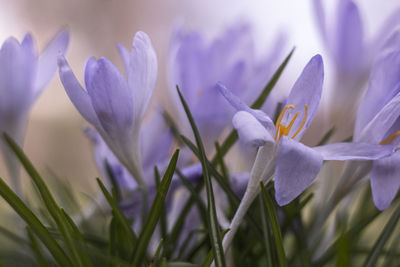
[275,137,323,206]
[312,0,328,44]
[58,55,99,127]
[359,89,400,144]
[35,29,69,93]
[0,37,36,113]
[370,152,400,210]
[117,43,130,75]
[313,142,395,160]
[21,33,36,56]
[355,50,400,137]
[85,57,133,134]
[284,55,324,140]
[332,0,364,73]
[216,82,275,132]
[140,112,173,171]
[128,31,158,123]
[232,111,274,147]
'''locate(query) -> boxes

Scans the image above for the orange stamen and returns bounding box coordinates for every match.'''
[380,130,400,145]
[292,105,308,139]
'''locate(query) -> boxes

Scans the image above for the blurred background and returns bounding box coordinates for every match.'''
[0,0,398,196]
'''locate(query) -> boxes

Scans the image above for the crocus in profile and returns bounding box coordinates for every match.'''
[168,22,286,151]
[0,30,69,196]
[58,31,157,188]
[218,55,395,251]
[352,34,400,210]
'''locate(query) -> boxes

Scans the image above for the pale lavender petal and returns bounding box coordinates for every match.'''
[58,55,99,127]
[0,37,36,113]
[117,43,130,75]
[216,82,275,132]
[313,142,395,160]
[370,152,400,210]
[355,50,400,137]
[284,55,324,140]
[275,137,323,206]
[370,8,400,59]
[35,29,69,93]
[85,57,133,134]
[312,0,328,44]
[333,0,364,73]
[232,111,274,147]
[359,90,400,144]
[128,31,158,122]
[21,33,36,56]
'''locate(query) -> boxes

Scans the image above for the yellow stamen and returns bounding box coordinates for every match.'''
[292,104,308,139]
[380,130,400,145]
[274,105,295,140]
[274,104,309,141]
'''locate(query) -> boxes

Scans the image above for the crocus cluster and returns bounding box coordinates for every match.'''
[2,4,400,264]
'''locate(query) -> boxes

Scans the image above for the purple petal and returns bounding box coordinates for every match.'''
[275,137,323,206]
[313,142,395,160]
[117,43,130,75]
[140,112,173,171]
[355,50,400,138]
[0,37,36,114]
[127,31,158,123]
[232,111,274,147]
[359,90,400,144]
[284,55,324,140]
[216,82,275,132]
[333,0,364,73]
[21,33,36,56]
[85,57,133,134]
[58,55,99,127]
[312,0,328,44]
[35,29,69,93]
[370,152,400,210]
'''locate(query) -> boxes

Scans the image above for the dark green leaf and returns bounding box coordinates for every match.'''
[177,86,226,267]
[260,182,287,267]
[131,149,180,266]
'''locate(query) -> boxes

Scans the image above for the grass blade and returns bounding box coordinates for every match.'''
[27,227,49,267]
[0,177,72,267]
[363,202,400,267]
[4,133,85,267]
[131,149,180,266]
[260,182,287,267]
[177,86,226,267]
[97,179,137,248]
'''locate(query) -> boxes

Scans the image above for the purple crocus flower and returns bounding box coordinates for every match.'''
[352,34,400,210]
[168,22,286,151]
[218,54,395,251]
[0,30,69,196]
[58,31,157,188]
[85,111,173,194]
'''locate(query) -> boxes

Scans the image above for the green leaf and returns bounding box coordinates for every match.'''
[153,238,164,267]
[27,227,49,267]
[97,178,137,250]
[155,166,168,243]
[0,177,72,267]
[177,86,226,267]
[131,149,180,266]
[201,228,230,267]
[260,182,287,267]
[363,202,400,267]
[258,195,273,267]
[4,133,86,267]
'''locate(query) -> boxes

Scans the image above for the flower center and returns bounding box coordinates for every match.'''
[380,130,400,145]
[274,104,308,141]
